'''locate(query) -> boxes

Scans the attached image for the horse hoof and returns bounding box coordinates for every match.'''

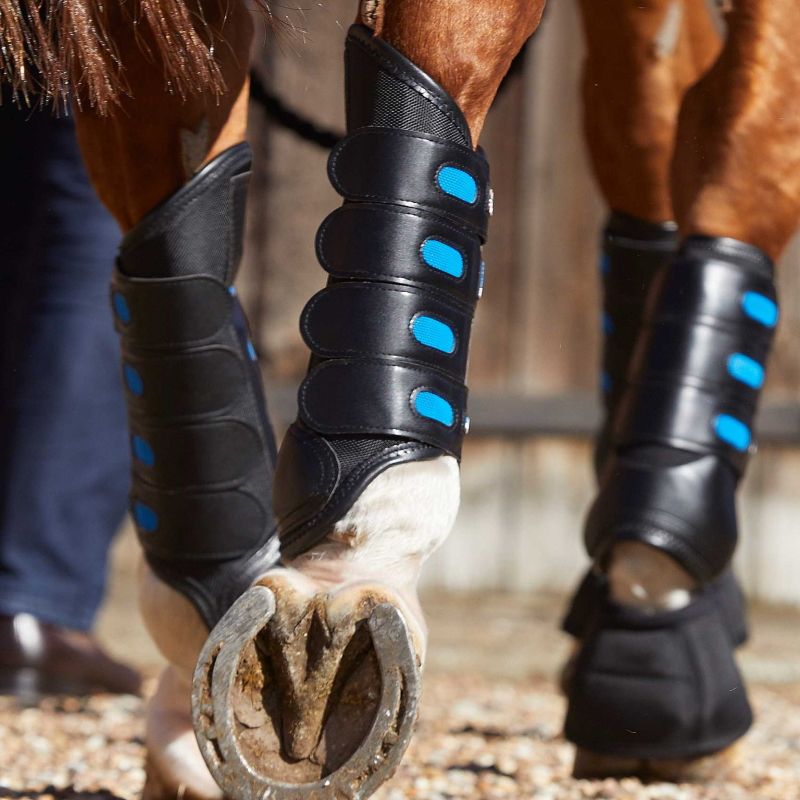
[572,742,742,781]
[191,579,421,800]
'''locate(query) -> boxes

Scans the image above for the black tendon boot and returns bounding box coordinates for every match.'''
[565,236,778,760]
[563,215,749,649]
[274,24,489,556]
[595,212,677,474]
[189,26,491,800]
[111,144,279,629]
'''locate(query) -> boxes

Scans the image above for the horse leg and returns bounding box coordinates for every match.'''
[578,0,720,474]
[570,0,800,776]
[563,3,727,774]
[188,3,542,798]
[72,5,276,799]
[565,0,721,651]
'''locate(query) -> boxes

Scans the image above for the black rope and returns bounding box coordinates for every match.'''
[249,70,343,149]
[249,40,529,151]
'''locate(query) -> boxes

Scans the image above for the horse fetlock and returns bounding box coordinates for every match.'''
[607,542,695,611]
[293,457,459,586]
[138,560,209,675]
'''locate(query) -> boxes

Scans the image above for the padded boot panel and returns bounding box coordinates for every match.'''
[274,25,489,555]
[113,143,279,628]
[588,448,739,582]
[564,591,753,759]
[587,237,778,583]
[561,567,749,647]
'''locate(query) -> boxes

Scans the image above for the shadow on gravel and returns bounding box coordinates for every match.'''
[0,785,127,800]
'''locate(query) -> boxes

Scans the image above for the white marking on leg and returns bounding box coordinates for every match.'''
[608,541,696,611]
[180,118,211,179]
[653,1,684,59]
[284,456,459,650]
[146,665,222,800]
[288,456,460,589]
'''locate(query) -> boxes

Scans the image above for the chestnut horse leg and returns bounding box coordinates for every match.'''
[72,5,263,800]
[185,2,544,798]
[576,1,721,621]
[579,0,720,222]
[565,3,725,778]
[72,5,252,231]
[569,0,800,778]
[71,2,544,798]
[674,0,800,259]
[577,0,723,606]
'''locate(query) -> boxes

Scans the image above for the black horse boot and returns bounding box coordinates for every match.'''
[113,143,279,629]
[564,235,777,768]
[562,214,749,655]
[111,144,280,799]
[192,23,490,800]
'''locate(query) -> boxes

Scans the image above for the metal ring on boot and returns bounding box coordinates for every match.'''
[192,585,421,800]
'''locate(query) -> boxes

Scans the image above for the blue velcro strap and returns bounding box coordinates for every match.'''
[300,281,472,382]
[328,128,491,241]
[299,359,468,457]
[741,292,779,327]
[316,203,483,306]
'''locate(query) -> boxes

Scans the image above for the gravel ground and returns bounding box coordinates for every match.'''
[1,531,799,800]
[1,675,799,800]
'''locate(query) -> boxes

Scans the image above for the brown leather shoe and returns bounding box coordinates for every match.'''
[0,613,141,703]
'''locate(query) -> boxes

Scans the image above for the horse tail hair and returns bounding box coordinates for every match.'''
[0,0,273,113]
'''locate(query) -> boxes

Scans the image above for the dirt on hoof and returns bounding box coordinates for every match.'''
[229,581,404,785]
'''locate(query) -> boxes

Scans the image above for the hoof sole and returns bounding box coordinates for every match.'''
[192,582,421,800]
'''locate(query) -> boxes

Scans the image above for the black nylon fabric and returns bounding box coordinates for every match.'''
[561,567,749,647]
[564,588,753,759]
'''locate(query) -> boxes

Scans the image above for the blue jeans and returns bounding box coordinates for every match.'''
[0,101,130,631]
